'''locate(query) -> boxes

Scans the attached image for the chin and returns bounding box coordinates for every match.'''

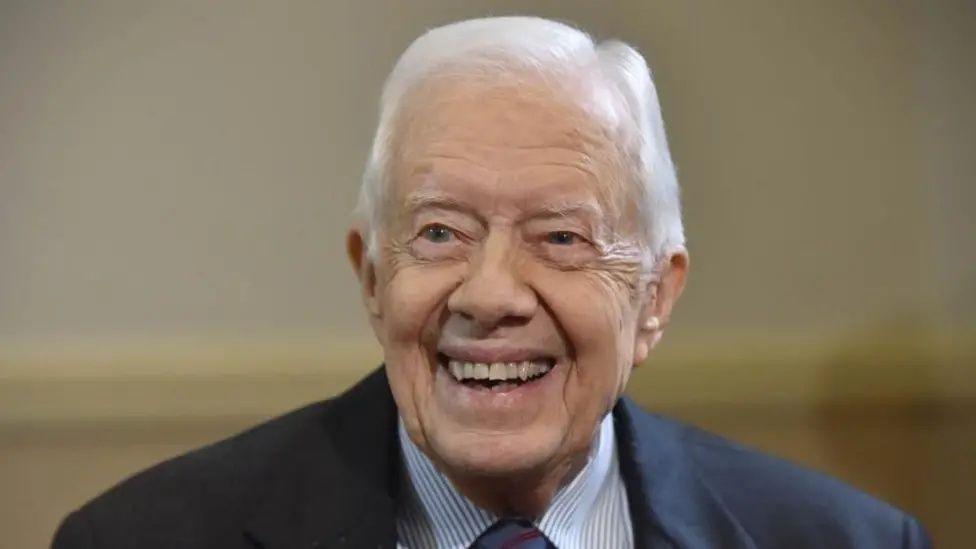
[428,424,566,480]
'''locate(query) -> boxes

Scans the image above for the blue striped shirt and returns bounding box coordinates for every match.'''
[396,414,634,548]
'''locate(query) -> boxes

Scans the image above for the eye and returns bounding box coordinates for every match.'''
[546,231,582,246]
[420,223,455,243]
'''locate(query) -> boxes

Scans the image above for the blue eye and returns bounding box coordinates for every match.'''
[422,224,454,243]
[547,231,579,245]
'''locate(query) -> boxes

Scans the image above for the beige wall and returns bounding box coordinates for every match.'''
[1,1,973,548]
[2,1,973,345]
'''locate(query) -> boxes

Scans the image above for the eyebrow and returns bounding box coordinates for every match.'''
[404,187,609,231]
[530,200,604,222]
[405,191,603,222]
[404,190,479,217]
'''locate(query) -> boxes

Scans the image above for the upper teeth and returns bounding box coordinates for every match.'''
[447,359,551,382]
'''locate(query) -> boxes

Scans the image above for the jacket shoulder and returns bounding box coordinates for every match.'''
[620,401,931,548]
[682,423,924,547]
[53,398,339,548]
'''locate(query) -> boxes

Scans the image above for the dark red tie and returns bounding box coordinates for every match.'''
[468,517,557,549]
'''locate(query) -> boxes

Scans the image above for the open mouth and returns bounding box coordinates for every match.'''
[438,353,556,392]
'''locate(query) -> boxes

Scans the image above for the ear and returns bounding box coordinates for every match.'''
[633,248,689,366]
[346,227,381,318]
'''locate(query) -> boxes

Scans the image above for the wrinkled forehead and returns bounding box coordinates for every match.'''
[387,74,638,230]
[398,73,611,149]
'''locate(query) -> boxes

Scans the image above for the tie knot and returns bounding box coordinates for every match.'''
[469,517,557,549]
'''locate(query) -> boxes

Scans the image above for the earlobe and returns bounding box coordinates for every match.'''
[633,338,650,367]
[633,248,690,366]
[633,316,660,367]
[346,228,381,317]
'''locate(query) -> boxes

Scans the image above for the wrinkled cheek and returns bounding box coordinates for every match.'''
[549,275,636,412]
[380,265,460,386]
[381,296,433,398]
[576,275,633,348]
[383,271,440,342]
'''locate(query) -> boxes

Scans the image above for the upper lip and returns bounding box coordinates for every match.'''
[437,341,555,364]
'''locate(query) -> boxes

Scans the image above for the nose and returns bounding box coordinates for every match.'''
[447,232,537,330]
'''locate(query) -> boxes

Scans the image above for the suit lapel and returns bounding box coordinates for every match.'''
[615,397,757,549]
[243,367,401,549]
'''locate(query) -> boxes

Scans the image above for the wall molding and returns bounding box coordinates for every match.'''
[1,331,972,424]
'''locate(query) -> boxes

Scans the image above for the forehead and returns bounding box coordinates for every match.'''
[399,76,609,151]
[390,76,629,218]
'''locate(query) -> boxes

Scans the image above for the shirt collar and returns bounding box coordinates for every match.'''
[397,413,618,548]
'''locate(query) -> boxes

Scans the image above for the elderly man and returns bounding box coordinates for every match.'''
[54,17,929,549]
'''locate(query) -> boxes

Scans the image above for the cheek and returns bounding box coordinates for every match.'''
[379,260,463,360]
[381,262,460,340]
[535,268,638,403]
[541,268,636,350]
[379,261,464,440]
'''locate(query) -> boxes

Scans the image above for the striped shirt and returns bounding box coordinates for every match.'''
[396,414,634,549]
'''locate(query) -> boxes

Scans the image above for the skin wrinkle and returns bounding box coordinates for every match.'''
[392,72,630,226]
[408,152,619,224]
[348,75,687,518]
[367,58,660,259]
[411,152,605,192]
[398,203,644,286]
[399,164,641,277]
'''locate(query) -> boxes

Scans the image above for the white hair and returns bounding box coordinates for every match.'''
[355,16,684,262]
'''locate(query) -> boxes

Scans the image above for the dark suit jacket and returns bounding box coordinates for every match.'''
[53,367,931,548]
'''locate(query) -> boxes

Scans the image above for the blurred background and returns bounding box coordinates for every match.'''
[1,1,973,547]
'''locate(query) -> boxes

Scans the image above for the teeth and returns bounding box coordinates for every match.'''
[446,358,552,382]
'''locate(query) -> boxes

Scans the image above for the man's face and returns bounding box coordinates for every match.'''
[351,78,679,480]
